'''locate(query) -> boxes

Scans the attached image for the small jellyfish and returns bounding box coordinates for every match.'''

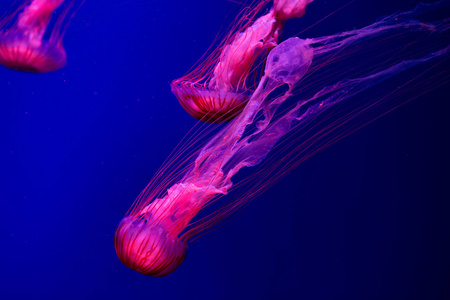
[0,0,80,72]
[171,0,313,122]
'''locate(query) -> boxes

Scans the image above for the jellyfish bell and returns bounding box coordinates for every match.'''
[170,83,250,123]
[0,31,66,72]
[115,216,187,277]
[115,182,220,276]
[0,0,79,72]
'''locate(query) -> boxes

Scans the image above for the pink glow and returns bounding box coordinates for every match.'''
[0,0,80,72]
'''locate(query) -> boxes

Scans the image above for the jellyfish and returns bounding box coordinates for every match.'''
[171,0,313,122]
[115,0,449,276]
[0,0,80,72]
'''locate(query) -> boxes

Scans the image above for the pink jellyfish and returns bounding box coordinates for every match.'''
[171,0,313,122]
[115,1,449,276]
[0,0,80,72]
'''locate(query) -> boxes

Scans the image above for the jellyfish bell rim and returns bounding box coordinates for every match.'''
[114,216,188,277]
[0,32,66,73]
[171,81,251,123]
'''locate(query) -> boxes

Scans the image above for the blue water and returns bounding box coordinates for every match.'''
[1,0,449,299]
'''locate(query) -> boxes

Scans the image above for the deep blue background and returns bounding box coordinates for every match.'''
[1,0,449,299]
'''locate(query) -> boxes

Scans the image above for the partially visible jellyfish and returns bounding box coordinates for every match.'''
[115,1,449,276]
[171,0,313,122]
[0,0,81,72]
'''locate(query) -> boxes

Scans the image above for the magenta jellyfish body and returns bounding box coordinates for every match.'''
[0,0,79,72]
[171,0,313,122]
[115,0,450,276]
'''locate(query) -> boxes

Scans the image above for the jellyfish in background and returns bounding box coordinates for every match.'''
[115,0,449,276]
[0,0,79,72]
[171,0,313,122]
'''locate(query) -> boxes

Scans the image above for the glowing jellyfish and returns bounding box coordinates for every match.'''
[115,1,449,276]
[171,0,313,122]
[0,0,80,72]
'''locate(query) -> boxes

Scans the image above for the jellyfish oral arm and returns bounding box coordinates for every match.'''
[210,10,279,92]
[273,0,314,20]
[210,0,314,92]
[17,0,65,45]
[139,183,226,236]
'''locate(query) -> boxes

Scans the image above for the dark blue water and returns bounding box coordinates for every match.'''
[1,1,449,299]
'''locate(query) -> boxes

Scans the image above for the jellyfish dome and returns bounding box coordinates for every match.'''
[0,0,78,72]
[0,31,66,72]
[170,85,250,123]
[115,216,187,277]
